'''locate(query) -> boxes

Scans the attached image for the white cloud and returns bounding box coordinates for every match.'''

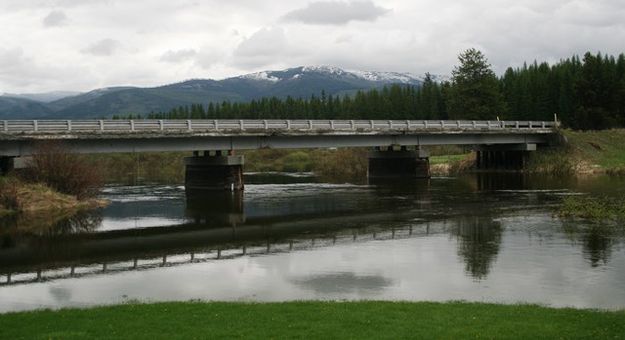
[81,38,121,56]
[0,0,624,93]
[283,1,390,25]
[160,49,197,63]
[233,27,293,68]
[43,10,67,27]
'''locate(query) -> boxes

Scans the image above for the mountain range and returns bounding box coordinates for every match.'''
[0,66,443,119]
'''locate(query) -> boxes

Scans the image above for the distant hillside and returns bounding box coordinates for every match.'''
[0,91,80,103]
[1,66,433,119]
[0,97,52,119]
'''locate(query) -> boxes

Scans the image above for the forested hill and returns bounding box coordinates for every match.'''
[0,66,426,119]
[143,51,625,131]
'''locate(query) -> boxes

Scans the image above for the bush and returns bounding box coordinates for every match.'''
[21,142,103,199]
[311,148,368,183]
[0,177,21,211]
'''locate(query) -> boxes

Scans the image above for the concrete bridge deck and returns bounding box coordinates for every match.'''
[0,119,557,156]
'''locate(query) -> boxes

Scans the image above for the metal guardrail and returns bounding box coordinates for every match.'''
[0,119,557,134]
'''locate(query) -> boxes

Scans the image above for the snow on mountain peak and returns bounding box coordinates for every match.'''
[237,65,445,85]
[240,71,281,82]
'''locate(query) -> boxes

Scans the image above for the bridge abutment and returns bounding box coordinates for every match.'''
[184,152,244,192]
[367,148,431,182]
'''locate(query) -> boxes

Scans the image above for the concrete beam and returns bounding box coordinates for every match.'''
[0,133,554,157]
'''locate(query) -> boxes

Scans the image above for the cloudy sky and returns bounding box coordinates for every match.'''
[1,0,624,93]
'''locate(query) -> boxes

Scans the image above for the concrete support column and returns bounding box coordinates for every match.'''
[184,153,244,192]
[367,148,430,181]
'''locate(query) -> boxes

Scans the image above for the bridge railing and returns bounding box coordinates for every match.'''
[0,119,557,134]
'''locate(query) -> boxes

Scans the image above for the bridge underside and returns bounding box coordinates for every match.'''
[0,133,552,157]
[0,131,556,190]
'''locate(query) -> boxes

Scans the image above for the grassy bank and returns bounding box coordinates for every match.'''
[0,177,106,228]
[0,301,623,339]
[533,129,625,175]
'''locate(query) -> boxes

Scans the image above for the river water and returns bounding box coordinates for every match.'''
[1,174,624,312]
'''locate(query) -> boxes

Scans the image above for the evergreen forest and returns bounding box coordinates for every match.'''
[123,50,625,130]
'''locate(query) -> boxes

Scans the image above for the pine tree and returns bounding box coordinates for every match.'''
[447,48,506,120]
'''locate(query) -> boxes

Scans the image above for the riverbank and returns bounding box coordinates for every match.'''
[0,301,623,338]
[0,177,107,227]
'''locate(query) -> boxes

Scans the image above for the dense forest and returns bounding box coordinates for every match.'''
[120,50,625,130]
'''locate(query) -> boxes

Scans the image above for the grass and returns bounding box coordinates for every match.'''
[0,176,107,230]
[559,195,625,222]
[429,154,469,165]
[562,129,625,174]
[0,301,623,339]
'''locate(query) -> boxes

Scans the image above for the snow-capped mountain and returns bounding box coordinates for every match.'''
[0,66,447,119]
[235,66,426,86]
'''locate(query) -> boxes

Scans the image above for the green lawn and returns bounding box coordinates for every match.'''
[1,301,623,339]
[430,154,470,165]
[564,129,625,170]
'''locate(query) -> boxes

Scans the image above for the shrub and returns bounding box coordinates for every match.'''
[21,142,103,199]
[0,177,21,211]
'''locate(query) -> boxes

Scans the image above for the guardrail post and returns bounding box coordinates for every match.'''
[472,120,476,128]
[130,120,135,132]
[487,121,492,130]
[425,121,429,129]
[515,121,519,129]
[388,120,392,130]
[187,119,192,131]
[99,120,104,132]
[3,120,8,132]
[263,120,268,130]
[159,120,164,131]
[456,120,460,128]
[529,121,533,129]
[350,120,355,130]
[542,121,546,128]
[239,120,244,131]
[370,120,374,129]
[308,120,313,130]
[440,120,444,129]
[406,120,411,130]
[214,120,219,130]
[286,120,291,130]
[330,121,335,130]
[67,120,71,132]
[33,120,38,132]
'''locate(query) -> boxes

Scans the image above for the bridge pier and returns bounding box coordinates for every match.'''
[475,144,535,170]
[184,151,244,192]
[367,147,430,182]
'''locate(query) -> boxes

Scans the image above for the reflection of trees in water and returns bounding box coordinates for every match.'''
[47,211,102,235]
[451,216,502,280]
[562,222,619,267]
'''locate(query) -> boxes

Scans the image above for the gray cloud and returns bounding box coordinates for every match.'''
[1,0,625,93]
[233,27,290,68]
[160,49,197,63]
[283,1,390,25]
[81,38,120,56]
[43,10,67,27]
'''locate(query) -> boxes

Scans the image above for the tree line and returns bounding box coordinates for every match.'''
[117,50,625,130]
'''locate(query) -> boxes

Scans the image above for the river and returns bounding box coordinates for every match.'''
[0,173,624,312]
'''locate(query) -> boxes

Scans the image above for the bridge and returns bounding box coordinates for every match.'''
[0,119,559,190]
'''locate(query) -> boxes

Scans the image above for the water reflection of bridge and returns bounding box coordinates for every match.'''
[1,218,436,286]
[1,174,616,287]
